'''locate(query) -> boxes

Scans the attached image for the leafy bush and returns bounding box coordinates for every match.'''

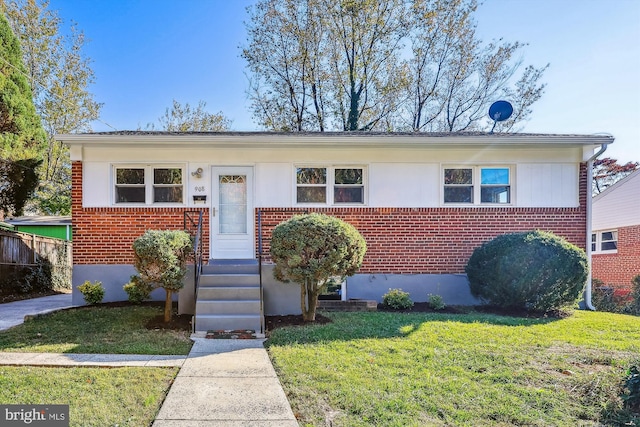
[77,280,104,305]
[465,230,588,312]
[623,366,640,413]
[591,279,620,313]
[133,229,192,322]
[382,288,413,310]
[1,257,52,294]
[428,293,446,310]
[123,275,153,304]
[271,213,367,321]
[627,275,640,316]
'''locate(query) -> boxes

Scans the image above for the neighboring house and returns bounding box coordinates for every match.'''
[57,131,612,332]
[592,169,640,295]
[5,216,72,241]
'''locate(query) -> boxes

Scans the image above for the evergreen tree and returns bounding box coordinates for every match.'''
[0,13,46,160]
[0,13,45,216]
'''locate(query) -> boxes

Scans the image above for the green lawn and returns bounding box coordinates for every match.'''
[0,305,189,427]
[0,365,178,427]
[0,305,192,354]
[266,310,640,426]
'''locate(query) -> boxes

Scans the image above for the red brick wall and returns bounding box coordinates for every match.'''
[74,161,588,273]
[592,224,640,293]
[257,206,587,275]
[72,162,210,264]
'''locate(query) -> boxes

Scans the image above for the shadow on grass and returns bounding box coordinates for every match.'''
[265,308,562,347]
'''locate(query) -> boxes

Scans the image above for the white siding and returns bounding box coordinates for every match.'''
[593,170,640,230]
[369,163,439,207]
[255,163,291,207]
[517,163,579,207]
[79,145,584,209]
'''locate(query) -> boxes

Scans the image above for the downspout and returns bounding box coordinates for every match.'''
[584,140,612,310]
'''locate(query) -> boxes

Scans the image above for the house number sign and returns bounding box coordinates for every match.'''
[194,186,205,192]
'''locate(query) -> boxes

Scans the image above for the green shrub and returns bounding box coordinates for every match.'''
[133,229,192,322]
[428,293,446,310]
[382,288,413,310]
[623,365,640,413]
[465,230,588,312]
[271,213,366,321]
[77,280,104,305]
[627,275,640,316]
[123,275,153,304]
[591,279,621,313]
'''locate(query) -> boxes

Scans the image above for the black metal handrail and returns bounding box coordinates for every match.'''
[184,210,204,300]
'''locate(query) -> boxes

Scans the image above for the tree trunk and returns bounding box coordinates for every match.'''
[164,289,173,323]
[301,279,319,322]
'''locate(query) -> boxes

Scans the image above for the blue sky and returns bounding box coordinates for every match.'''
[50,0,639,163]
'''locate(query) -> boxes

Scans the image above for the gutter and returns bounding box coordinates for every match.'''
[584,139,613,310]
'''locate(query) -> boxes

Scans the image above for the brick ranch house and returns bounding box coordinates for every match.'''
[58,132,613,332]
[592,169,640,297]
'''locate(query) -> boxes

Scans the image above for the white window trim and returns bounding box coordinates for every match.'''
[112,164,186,206]
[294,165,367,206]
[441,165,514,206]
[592,229,618,254]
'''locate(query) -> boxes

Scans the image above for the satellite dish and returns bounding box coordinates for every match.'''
[488,100,513,133]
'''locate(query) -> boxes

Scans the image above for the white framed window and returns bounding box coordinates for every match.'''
[443,166,511,205]
[114,165,184,205]
[295,166,366,205]
[592,230,618,253]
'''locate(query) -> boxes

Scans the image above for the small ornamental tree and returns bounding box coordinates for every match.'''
[465,230,588,312]
[132,230,192,322]
[270,213,367,321]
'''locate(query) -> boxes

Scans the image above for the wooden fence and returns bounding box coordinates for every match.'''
[0,230,72,290]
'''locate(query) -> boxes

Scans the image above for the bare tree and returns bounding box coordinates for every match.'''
[592,158,639,195]
[146,99,232,132]
[243,0,327,131]
[243,0,547,133]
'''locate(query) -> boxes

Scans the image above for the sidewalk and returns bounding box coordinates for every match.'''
[0,293,74,330]
[0,295,299,426]
[153,337,298,426]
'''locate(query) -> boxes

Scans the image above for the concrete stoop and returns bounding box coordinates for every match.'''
[194,260,263,334]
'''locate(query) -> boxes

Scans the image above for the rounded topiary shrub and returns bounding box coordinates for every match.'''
[465,230,588,312]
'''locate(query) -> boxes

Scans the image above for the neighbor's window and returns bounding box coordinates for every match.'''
[593,230,618,253]
[296,166,366,205]
[115,166,184,204]
[443,166,511,205]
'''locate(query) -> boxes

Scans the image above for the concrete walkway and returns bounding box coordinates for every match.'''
[0,296,299,426]
[0,293,74,330]
[153,337,298,426]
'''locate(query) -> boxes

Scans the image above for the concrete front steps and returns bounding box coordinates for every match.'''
[194,259,263,334]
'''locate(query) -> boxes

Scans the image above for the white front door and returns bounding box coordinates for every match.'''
[210,166,254,259]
